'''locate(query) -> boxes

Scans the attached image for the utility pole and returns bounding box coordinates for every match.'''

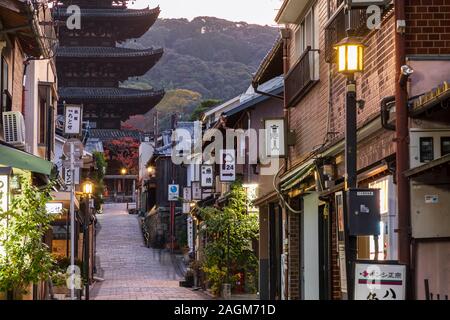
[344,73,358,301]
[69,142,76,300]
[83,195,91,300]
[394,0,411,297]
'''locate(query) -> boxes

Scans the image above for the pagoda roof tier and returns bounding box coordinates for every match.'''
[53,6,160,40]
[53,6,160,20]
[59,87,164,104]
[58,1,130,9]
[57,46,163,59]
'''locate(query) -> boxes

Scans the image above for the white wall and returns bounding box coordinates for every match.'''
[24,59,57,158]
[138,141,154,182]
[303,192,319,300]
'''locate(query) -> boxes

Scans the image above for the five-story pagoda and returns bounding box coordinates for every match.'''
[53,0,164,129]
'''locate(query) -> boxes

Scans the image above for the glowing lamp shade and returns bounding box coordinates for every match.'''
[120,168,127,175]
[147,166,155,174]
[335,37,364,74]
[82,180,94,195]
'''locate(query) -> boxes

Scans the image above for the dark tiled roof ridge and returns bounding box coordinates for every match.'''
[57,46,163,58]
[53,6,160,18]
[59,87,165,100]
[88,129,145,141]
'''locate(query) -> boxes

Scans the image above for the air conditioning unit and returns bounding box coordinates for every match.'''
[409,128,450,169]
[2,111,26,149]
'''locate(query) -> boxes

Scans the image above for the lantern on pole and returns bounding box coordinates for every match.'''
[335,37,365,75]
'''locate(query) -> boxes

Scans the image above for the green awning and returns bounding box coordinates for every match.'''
[0,144,53,175]
[280,160,316,192]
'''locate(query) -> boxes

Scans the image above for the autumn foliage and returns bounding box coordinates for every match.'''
[104,137,140,175]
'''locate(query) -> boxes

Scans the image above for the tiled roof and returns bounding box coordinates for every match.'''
[53,7,160,19]
[88,129,144,142]
[253,35,283,86]
[58,87,165,103]
[57,46,163,59]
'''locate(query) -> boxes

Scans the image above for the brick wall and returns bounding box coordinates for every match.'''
[287,210,300,299]
[330,201,342,299]
[406,0,450,55]
[330,14,396,141]
[287,0,330,169]
[283,1,397,301]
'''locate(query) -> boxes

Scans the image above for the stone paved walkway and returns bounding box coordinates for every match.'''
[91,203,207,300]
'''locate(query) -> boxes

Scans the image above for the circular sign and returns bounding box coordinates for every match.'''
[63,138,84,158]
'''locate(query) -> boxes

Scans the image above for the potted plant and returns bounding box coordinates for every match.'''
[0,177,56,300]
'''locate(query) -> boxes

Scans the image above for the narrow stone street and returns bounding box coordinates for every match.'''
[90,203,207,300]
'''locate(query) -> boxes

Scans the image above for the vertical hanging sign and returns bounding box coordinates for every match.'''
[64,167,80,187]
[264,118,285,157]
[182,187,192,214]
[201,165,214,187]
[64,104,83,135]
[191,181,202,200]
[220,149,236,182]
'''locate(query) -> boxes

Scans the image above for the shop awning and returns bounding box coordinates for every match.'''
[280,160,316,192]
[404,154,450,178]
[0,144,53,175]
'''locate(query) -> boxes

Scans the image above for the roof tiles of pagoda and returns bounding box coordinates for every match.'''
[88,129,144,142]
[57,46,163,59]
[59,87,165,103]
[53,6,160,19]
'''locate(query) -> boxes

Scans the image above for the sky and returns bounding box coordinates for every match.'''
[129,0,283,26]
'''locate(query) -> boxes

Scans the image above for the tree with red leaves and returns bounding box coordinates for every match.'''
[104,137,140,175]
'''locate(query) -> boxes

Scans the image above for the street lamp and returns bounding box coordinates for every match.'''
[335,37,364,75]
[335,36,365,300]
[82,180,94,196]
[81,179,93,300]
[147,166,155,176]
[120,168,127,202]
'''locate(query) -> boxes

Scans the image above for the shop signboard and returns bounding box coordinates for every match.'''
[264,118,285,157]
[192,181,202,200]
[354,261,406,300]
[64,104,83,135]
[201,165,214,187]
[182,187,191,214]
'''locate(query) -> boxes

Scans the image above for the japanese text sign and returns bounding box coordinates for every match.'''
[201,165,214,188]
[354,262,406,300]
[64,104,83,135]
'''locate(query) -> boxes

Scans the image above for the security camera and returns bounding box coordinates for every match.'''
[401,65,414,76]
[399,65,414,86]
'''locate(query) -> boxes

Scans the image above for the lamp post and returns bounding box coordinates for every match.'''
[120,168,127,203]
[82,179,93,300]
[335,36,364,300]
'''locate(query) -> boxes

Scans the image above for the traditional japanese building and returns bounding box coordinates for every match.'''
[53,0,164,201]
[53,0,164,130]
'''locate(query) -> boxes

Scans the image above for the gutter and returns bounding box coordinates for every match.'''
[251,81,284,100]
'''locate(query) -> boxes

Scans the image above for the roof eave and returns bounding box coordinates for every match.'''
[275,0,309,24]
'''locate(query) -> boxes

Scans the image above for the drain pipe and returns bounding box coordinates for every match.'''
[280,27,290,301]
[394,0,412,299]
